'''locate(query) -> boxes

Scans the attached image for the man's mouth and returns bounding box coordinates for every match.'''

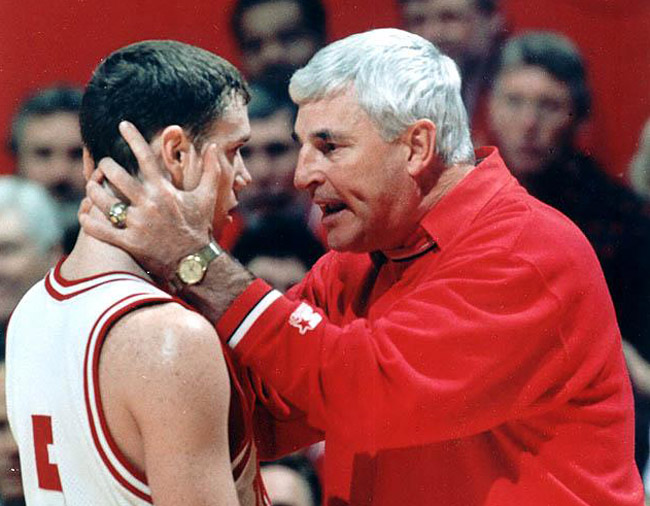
[319,201,348,219]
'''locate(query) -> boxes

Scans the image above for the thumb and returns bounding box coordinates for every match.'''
[193,143,221,217]
[197,143,220,198]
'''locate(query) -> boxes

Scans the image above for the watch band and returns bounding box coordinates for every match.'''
[198,240,222,264]
[175,239,223,287]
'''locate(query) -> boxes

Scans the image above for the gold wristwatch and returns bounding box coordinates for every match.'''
[176,240,223,285]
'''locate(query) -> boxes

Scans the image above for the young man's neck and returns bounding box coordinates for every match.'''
[60,230,152,282]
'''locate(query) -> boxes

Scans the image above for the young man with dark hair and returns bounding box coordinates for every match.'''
[488,30,650,476]
[230,0,326,103]
[6,40,266,505]
[399,0,504,143]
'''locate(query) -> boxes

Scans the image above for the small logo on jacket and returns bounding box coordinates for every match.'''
[289,303,323,334]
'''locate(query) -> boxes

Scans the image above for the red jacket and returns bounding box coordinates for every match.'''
[217,148,644,505]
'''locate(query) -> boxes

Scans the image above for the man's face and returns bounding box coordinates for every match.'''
[261,465,313,506]
[0,366,22,501]
[247,255,307,292]
[489,65,575,176]
[0,210,56,324]
[183,99,252,222]
[239,0,320,85]
[401,0,493,66]
[294,89,420,253]
[17,112,85,205]
[239,108,300,213]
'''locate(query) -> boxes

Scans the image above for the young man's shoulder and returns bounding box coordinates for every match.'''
[103,301,221,379]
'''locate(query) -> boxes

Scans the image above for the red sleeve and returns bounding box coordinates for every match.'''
[253,399,324,461]
[216,247,615,452]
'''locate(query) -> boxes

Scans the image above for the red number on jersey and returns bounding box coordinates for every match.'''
[32,415,63,491]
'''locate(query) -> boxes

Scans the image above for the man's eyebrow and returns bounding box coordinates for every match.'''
[313,129,337,142]
[292,129,345,144]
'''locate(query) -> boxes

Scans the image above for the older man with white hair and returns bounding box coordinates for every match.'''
[0,177,63,355]
[0,176,63,506]
[82,28,643,505]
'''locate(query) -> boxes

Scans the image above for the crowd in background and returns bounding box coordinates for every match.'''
[1,0,649,504]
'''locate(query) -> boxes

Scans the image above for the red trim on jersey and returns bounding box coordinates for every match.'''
[216,279,273,343]
[45,275,138,301]
[53,257,150,287]
[232,439,253,480]
[83,293,173,504]
[45,258,156,301]
[220,343,256,481]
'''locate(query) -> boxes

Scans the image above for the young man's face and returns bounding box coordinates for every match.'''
[293,89,420,253]
[238,0,321,85]
[401,0,493,66]
[239,108,301,214]
[17,112,85,204]
[185,98,252,218]
[261,465,314,506]
[489,65,575,176]
[247,255,307,293]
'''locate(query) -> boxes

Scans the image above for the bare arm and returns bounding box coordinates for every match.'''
[101,302,240,505]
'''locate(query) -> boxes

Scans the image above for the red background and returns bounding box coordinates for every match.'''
[1,0,648,180]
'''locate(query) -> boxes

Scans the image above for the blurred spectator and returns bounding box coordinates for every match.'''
[8,85,84,252]
[0,177,63,359]
[0,177,63,506]
[231,0,327,103]
[261,454,321,506]
[232,215,325,292]
[0,364,23,506]
[239,90,315,226]
[399,0,505,143]
[631,118,650,200]
[488,31,650,473]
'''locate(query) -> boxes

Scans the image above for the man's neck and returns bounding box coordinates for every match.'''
[60,230,151,283]
[418,161,475,214]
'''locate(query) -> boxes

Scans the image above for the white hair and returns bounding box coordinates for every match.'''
[289,28,475,165]
[0,176,63,252]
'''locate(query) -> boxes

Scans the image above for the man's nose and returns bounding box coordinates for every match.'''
[234,157,252,190]
[293,147,323,191]
[518,103,541,132]
[260,39,285,64]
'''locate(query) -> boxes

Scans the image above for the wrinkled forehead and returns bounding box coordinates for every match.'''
[294,90,368,136]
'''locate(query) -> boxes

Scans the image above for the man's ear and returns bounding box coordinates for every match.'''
[404,119,437,178]
[82,148,95,182]
[160,125,193,188]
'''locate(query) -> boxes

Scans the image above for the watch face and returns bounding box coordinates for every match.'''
[178,256,205,284]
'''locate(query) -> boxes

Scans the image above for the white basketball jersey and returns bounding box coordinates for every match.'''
[6,260,264,505]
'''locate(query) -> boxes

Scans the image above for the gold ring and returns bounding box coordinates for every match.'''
[108,202,129,229]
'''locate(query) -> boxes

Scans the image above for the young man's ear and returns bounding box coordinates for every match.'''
[404,119,437,178]
[160,125,194,188]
